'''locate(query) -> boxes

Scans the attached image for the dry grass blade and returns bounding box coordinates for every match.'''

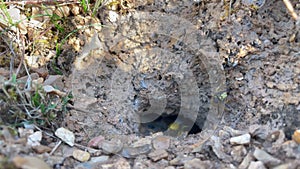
[3,0,80,6]
[283,0,299,21]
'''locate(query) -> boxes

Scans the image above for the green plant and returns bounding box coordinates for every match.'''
[92,0,104,16]
[80,0,90,13]
[79,0,104,16]
[0,0,13,26]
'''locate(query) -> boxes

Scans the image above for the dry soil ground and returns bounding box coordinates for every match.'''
[0,0,300,169]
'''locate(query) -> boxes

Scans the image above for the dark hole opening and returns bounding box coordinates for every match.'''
[139,114,202,136]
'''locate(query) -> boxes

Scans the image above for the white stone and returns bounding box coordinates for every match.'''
[55,127,75,146]
[230,133,251,145]
[253,148,281,166]
[27,131,42,147]
[248,161,266,169]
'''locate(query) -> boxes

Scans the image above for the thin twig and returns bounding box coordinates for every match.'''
[26,23,55,57]
[15,34,26,77]
[74,143,101,153]
[228,0,232,21]
[50,140,62,155]
[0,44,8,56]
[6,38,16,78]
[66,104,98,114]
[283,0,299,21]
[34,125,57,139]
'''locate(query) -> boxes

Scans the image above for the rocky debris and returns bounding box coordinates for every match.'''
[120,144,152,158]
[55,127,75,146]
[18,128,34,138]
[248,161,267,169]
[148,149,169,162]
[280,141,300,159]
[164,166,175,169]
[230,133,251,145]
[152,135,171,150]
[74,156,110,169]
[210,136,232,162]
[32,145,52,154]
[273,162,299,169]
[169,154,194,166]
[223,126,247,136]
[266,130,286,152]
[90,155,110,163]
[253,148,281,166]
[4,123,300,169]
[73,149,91,162]
[101,139,123,154]
[230,145,247,163]
[13,156,51,169]
[99,157,131,169]
[112,157,131,169]
[184,158,214,169]
[87,136,105,148]
[239,152,254,169]
[27,131,42,147]
[249,125,269,140]
[43,155,65,168]
[131,137,152,147]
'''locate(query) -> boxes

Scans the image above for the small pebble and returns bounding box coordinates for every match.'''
[239,151,253,169]
[55,127,75,146]
[148,149,168,162]
[74,156,109,169]
[99,158,130,169]
[253,148,281,166]
[71,5,80,15]
[87,135,105,148]
[184,158,213,169]
[152,135,170,150]
[132,137,152,147]
[73,149,90,162]
[32,145,52,154]
[121,144,152,158]
[248,161,266,169]
[249,124,268,140]
[169,155,193,166]
[164,167,175,169]
[113,157,131,169]
[18,128,34,138]
[90,156,109,163]
[230,133,251,145]
[27,131,42,147]
[101,139,123,154]
[273,163,293,169]
[230,145,247,163]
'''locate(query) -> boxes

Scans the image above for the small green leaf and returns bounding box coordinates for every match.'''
[218,92,228,101]
[92,0,103,17]
[32,91,41,107]
[80,0,89,13]
[11,73,17,84]
[40,103,46,114]
[46,103,57,112]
